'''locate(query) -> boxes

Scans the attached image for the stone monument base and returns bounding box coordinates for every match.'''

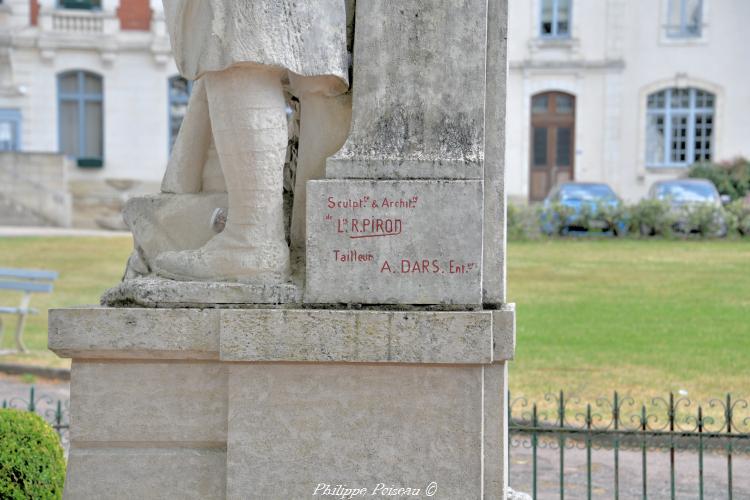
[49,306,514,499]
[101,276,303,308]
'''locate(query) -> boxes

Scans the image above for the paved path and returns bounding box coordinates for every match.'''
[510,441,750,499]
[0,373,69,405]
[0,226,130,237]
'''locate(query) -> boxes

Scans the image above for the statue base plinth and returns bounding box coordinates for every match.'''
[49,305,514,499]
[101,276,303,307]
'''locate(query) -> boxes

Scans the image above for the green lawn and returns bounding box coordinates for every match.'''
[0,237,748,406]
[0,236,133,367]
[508,239,750,405]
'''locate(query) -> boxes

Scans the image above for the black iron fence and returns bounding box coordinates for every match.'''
[509,391,750,499]
[1,385,69,446]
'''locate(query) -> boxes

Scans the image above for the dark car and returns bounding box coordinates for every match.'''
[644,179,729,237]
[540,182,628,236]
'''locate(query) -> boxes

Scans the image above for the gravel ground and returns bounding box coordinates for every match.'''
[510,440,750,499]
[0,373,69,408]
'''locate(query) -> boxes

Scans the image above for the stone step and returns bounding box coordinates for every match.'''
[0,193,52,227]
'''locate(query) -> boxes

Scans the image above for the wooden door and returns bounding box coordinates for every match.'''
[529,92,575,202]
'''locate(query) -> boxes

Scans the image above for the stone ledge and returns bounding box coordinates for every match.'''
[101,276,302,307]
[48,307,220,360]
[221,309,492,363]
[492,303,516,361]
[49,306,515,363]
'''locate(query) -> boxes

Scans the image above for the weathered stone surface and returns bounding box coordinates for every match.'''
[226,364,488,498]
[493,303,516,362]
[122,193,227,277]
[164,0,349,88]
[507,488,534,500]
[52,305,513,497]
[50,306,515,363]
[483,363,509,498]
[326,0,487,180]
[220,309,492,363]
[483,0,509,305]
[64,447,226,500]
[101,276,302,308]
[289,90,353,250]
[151,66,293,284]
[70,361,227,443]
[306,179,483,304]
[49,307,220,359]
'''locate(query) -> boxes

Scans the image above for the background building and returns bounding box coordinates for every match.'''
[0,0,748,227]
[507,0,750,202]
[0,0,180,226]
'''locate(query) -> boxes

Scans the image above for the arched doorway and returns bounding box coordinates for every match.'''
[529,91,575,201]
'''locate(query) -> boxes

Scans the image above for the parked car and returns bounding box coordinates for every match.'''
[644,179,729,237]
[540,182,628,236]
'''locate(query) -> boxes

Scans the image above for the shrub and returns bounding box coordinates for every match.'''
[688,158,750,201]
[629,199,676,236]
[507,202,542,240]
[681,203,729,238]
[0,409,65,500]
[537,201,629,236]
[725,199,750,235]
[595,202,630,236]
[540,202,575,236]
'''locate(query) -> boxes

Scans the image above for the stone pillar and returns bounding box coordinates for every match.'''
[305,0,509,307]
[50,1,513,498]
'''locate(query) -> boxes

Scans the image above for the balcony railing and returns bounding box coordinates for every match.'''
[50,9,104,33]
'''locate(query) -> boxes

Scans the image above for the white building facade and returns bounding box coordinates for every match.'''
[0,0,178,191]
[1,0,748,208]
[507,0,750,202]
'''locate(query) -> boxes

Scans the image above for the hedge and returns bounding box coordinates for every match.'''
[688,158,750,201]
[508,199,750,240]
[0,409,65,500]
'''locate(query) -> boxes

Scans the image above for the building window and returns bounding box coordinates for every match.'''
[646,87,714,168]
[0,109,21,151]
[540,0,571,38]
[58,71,104,167]
[168,76,193,152]
[58,0,101,10]
[666,0,703,38]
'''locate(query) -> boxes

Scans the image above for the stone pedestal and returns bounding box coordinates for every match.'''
[50,306,514,499]
[51,1,512,498]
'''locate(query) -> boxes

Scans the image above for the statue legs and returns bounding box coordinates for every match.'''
[161,79,211,194]
[153,65,290,283]
[288,74,352,251]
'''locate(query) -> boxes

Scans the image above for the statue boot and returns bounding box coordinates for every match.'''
[153,66,291,283]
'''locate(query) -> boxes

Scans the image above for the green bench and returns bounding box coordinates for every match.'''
[0,268,58,353]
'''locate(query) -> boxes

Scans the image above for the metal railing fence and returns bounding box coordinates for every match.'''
[509,391,750,499]
[1,385,69,446]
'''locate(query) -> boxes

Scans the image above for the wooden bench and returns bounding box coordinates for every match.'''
[0,268,58,353]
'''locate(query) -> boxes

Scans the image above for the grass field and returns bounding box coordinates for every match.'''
[0,237,748,404]
[0,236,133,367]
[508,239,750,405]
